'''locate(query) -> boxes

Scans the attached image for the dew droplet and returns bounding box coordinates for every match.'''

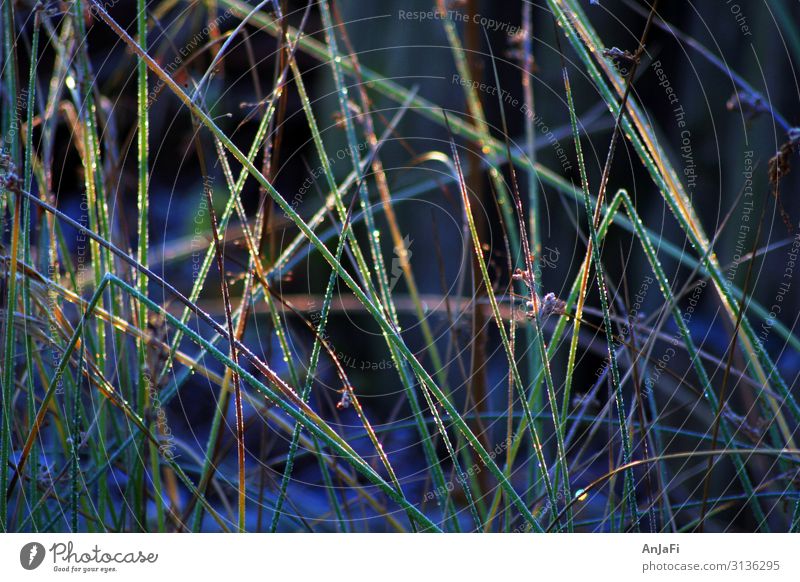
[575,488,588,502]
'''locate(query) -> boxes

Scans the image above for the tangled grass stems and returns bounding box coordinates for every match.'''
[2,0,798,533]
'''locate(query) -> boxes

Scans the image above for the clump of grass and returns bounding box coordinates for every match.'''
[1,0,799,532]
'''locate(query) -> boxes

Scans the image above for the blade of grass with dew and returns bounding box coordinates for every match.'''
[8,272,230,530]
[0,0,21,530]
[559,45,639,529]
[154,3,313,393]
[289,57,463,529]
[318,0,800,376]
[320,0,471,530]
[19,2,44,531]
[217,0,800,369]
[136,0,161,532]
[615,188,767,527]
[554,0,799,443]
[199,140,248,532]
[264,87,451,530]
[0,183,21,531]
[52,22,466,534]
[70,0,112,309]
[162,140,413,530]
[265,260,349,532]
[558,1,661,528]
[438,7,543,492]
[698,185,773,530]
[484,30,574,530]
[21,258,442,530]
[520,4,545,515]
[331,5,454,417]
[208,127,354,530]
[61,2,127,526]
[445,129,554,530]
[547,448,800,531]
[69,343,85,532]
[106,275,439,530]
[16,181,442,529]
[89,1,565,530]
[195,91,422,530]
[486,188,625,520]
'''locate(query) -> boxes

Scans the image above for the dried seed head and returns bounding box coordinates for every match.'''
[336,389,352,410]
[726,90,769,120]
[603,47,638,68]
[522,292,564,320]
[538,292,565,318]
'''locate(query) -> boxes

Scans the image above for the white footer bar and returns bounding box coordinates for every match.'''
[2,533,797,581]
